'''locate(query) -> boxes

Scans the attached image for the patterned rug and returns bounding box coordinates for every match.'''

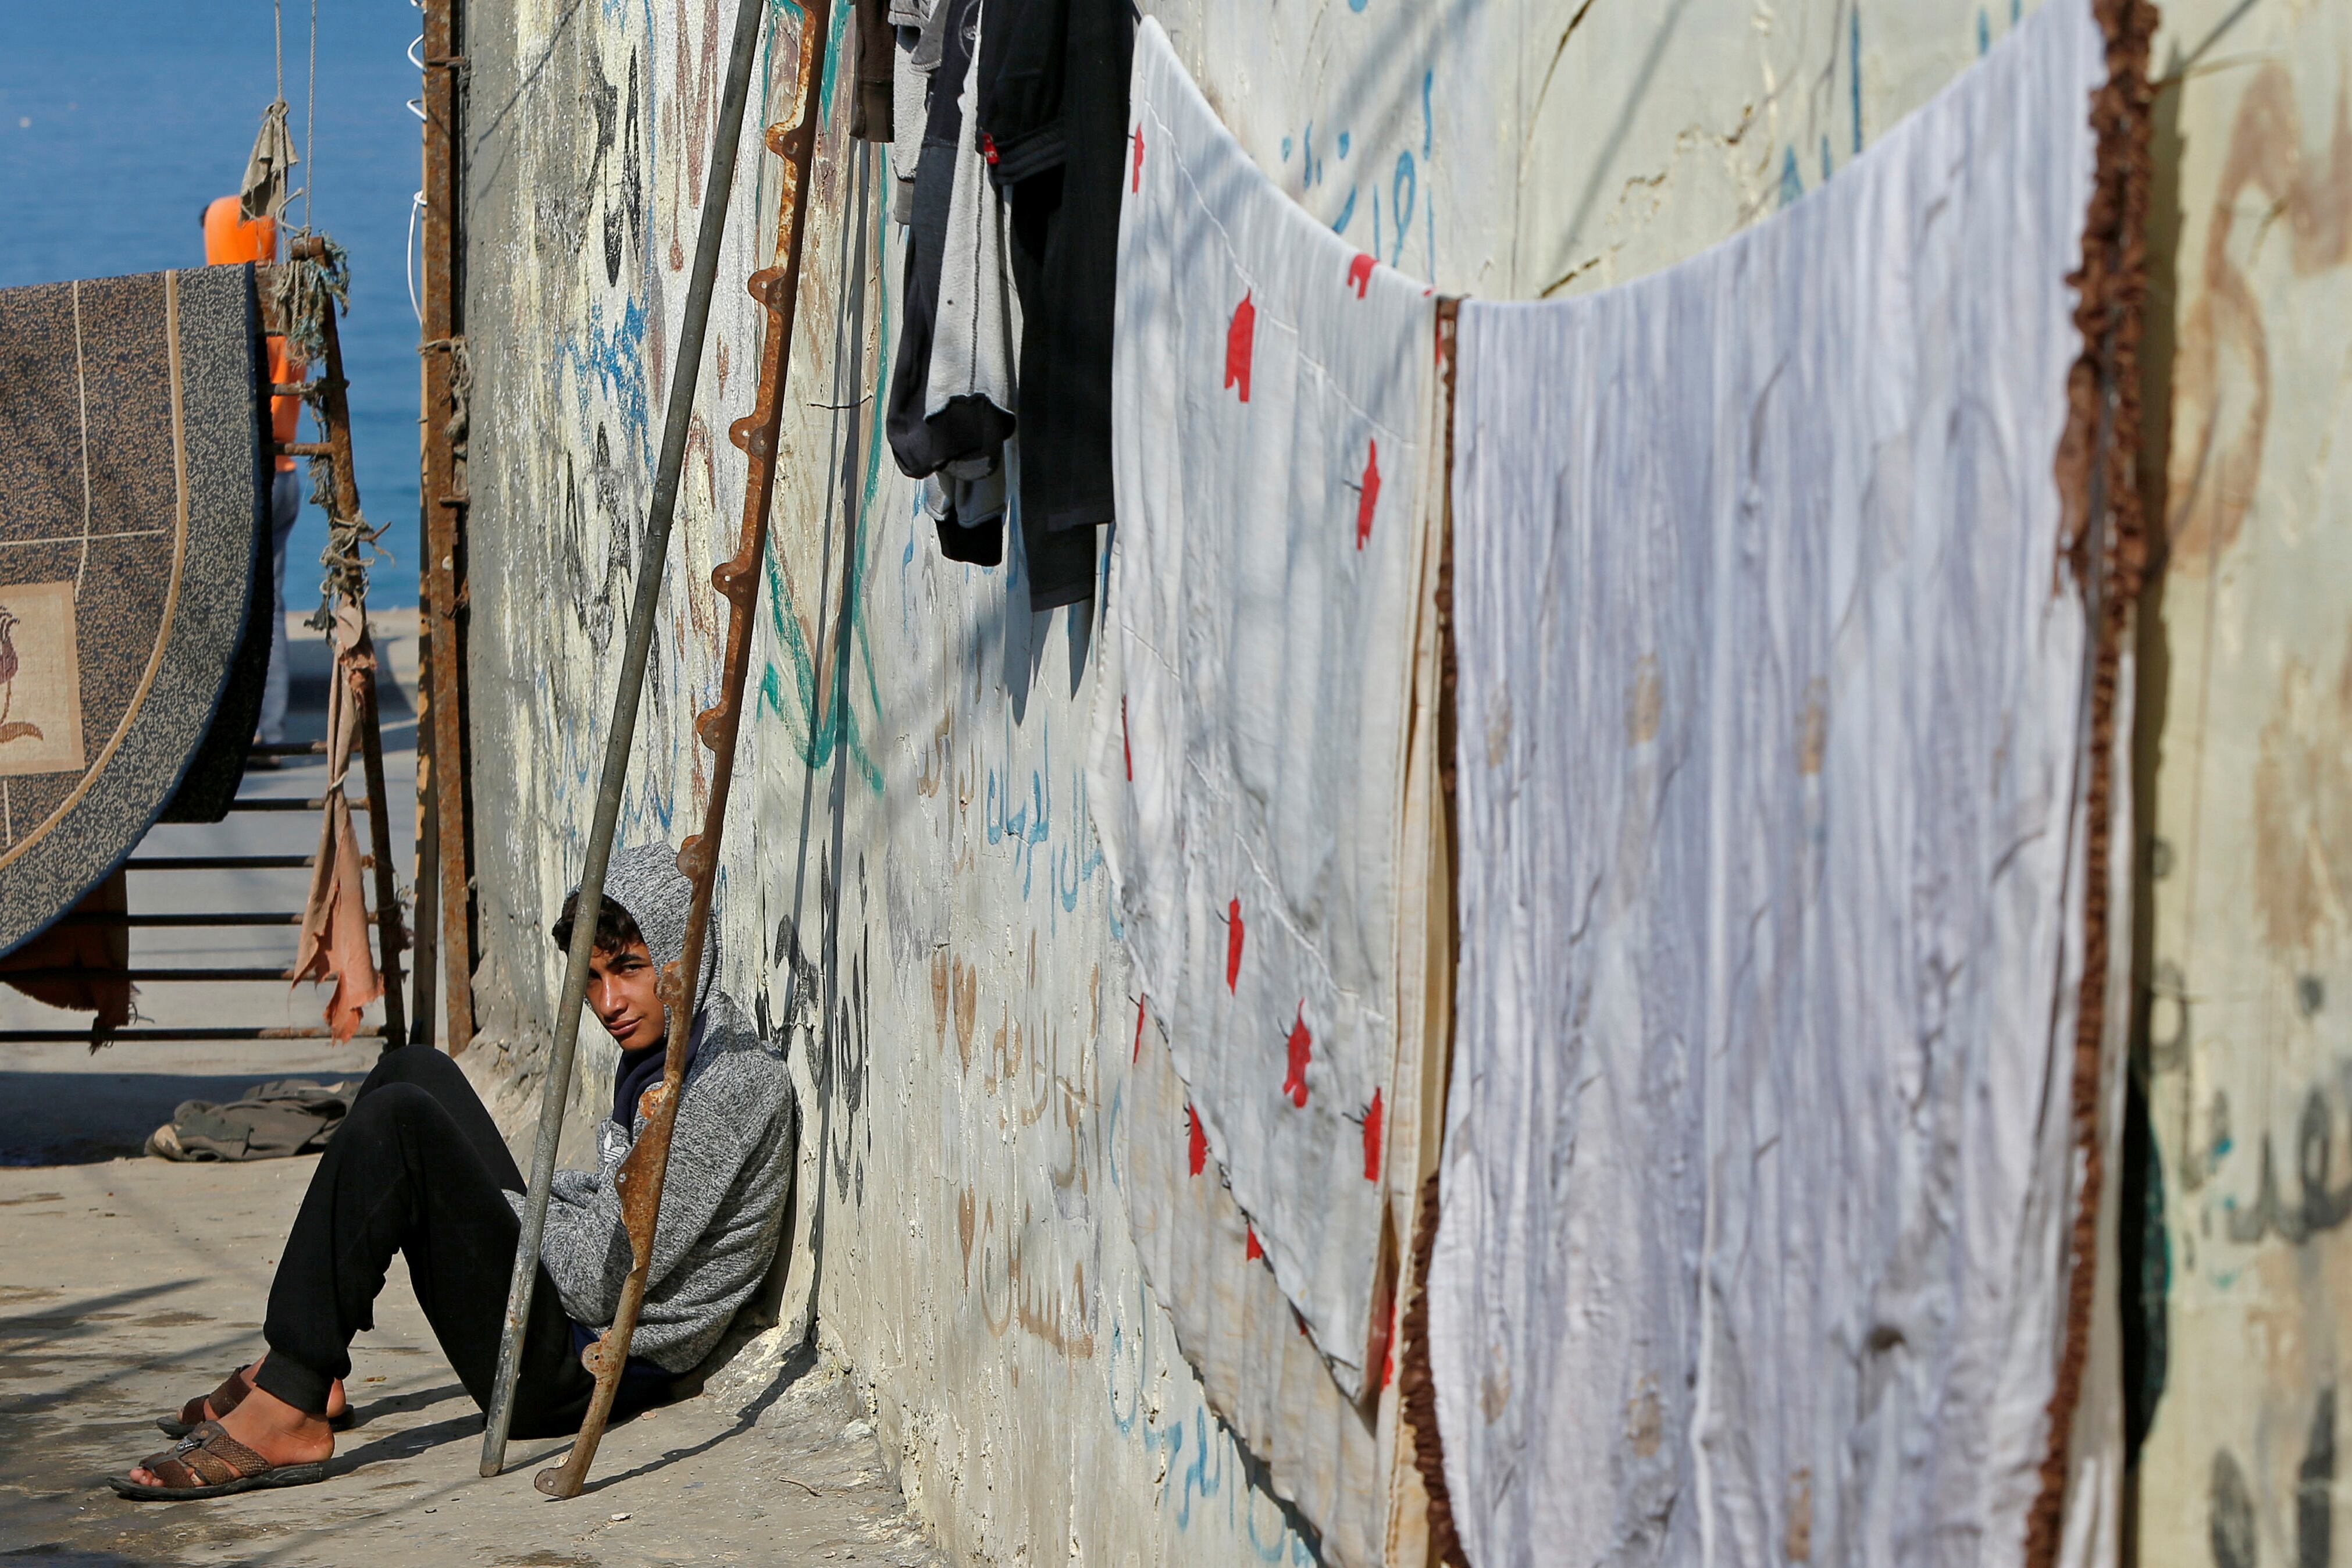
[0,265,265,957]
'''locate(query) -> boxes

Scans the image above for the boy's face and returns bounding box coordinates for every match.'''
[586,938,667,1051]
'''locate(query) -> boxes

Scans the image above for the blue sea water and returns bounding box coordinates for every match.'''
[2,2,426,607]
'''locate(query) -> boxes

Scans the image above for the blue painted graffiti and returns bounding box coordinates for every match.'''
[1391,151,1415,266]
[1849,5,1863,155]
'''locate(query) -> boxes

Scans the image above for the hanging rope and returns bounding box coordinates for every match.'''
[305,0,319,236]
[273,237,347,366]
[269,238,384,623]
[243,0,298,224]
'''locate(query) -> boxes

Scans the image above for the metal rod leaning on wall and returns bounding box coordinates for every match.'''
[533,0,833,1500]
[475,0,772,1481]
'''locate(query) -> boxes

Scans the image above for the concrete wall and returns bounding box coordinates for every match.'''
[451,0,2350,1560]
[2131,2,2352,1564]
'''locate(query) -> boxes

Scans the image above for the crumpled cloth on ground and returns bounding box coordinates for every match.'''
[148,1078,360,1161]
[1090,16,1439,1404]
[1430,1,2121,1562]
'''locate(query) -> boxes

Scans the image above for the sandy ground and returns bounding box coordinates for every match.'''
[0,621,943,1566]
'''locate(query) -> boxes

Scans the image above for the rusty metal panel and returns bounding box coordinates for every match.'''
[419,0,475,1050]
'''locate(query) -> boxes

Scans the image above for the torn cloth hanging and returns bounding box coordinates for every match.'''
[1090,15,1439,1405]
[291,602,383,1040]
[1430,0,2128,1562]
[240,100,300,224]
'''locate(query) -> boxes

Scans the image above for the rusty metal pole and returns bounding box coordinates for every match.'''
[476,0,775,1482]
[532,0,832,1501]
[418,0,473,1051]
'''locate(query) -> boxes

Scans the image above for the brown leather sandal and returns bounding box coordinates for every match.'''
[158,1365,353,1438]
[108,1421,328,1500]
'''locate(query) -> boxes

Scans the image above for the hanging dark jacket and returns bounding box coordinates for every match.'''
[887,0,1098,609]
[975,0,1132,539]
[850,0,895,141]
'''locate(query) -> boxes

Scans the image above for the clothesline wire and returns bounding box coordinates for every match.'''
[305,0,319,236]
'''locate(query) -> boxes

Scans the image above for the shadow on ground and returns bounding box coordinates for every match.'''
[0,1071,351,1167]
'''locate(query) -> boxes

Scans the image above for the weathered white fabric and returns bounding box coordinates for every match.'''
[1111,425,1453,1562]
[1431,1,2114,1563]
[1120,1018,1385,1566]
[1092,15,1437,1400]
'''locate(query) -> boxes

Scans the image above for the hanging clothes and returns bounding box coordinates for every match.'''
[1429,1,2126,1562]
[886,0,1014,554]
[849,0,895,142]
[886,0,1093,610]
[1089,16,1440,1406]
[887,0,944,224]
[975,0,1130,540]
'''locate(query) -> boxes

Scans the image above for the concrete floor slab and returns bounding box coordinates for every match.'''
[0,1154,944,1567]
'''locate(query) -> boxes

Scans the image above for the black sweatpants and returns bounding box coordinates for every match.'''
[252,1046,599,1439]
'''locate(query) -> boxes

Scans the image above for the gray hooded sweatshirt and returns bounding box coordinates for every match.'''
[505,843,796,1374]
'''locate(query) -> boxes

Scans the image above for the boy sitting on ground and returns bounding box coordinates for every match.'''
[113,843,794,1499]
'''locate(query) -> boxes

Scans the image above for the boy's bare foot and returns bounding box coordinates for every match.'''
[193,1356,347,1424]
[129,1381,333,1487]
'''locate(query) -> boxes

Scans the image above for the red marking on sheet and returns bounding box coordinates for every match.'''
[1133,992,1147,1062]
[1346,252,1374,298]
[1362,1088,1383,1181]
[1356,440,1381,550]
[1188,1103,1207,1176]
[1131,123,1145,192]
[1225,292,1255,402]
[1246,1225,1264,1261]
[1122,696,1132,781]
[1282,1005,1312,1107]
[1225,899,1244,991]
[1382,1334,1396,1389]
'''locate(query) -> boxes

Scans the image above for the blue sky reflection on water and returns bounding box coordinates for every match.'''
[3,2,426,607]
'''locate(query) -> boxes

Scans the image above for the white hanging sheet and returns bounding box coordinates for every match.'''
[1431,0,2117,1562]
[1092,15,1438,1401]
